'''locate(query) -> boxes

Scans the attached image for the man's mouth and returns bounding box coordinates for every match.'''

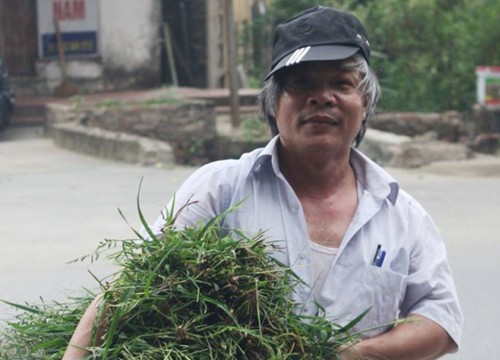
[300,114,339,126]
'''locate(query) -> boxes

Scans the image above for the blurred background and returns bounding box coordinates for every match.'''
[0,0,499,112]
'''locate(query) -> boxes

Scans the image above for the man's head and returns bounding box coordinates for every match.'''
[259,6,380,147]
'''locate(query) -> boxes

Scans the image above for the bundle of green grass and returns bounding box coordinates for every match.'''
[0,202,364,359]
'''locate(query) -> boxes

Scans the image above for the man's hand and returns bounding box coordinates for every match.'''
[345,314,456,360]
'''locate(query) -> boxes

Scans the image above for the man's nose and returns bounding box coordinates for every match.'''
[306,85,337,106]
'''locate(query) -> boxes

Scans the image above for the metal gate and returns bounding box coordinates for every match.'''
[0,0,38,76]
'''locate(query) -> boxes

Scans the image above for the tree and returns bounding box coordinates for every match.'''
[242,0,500,113]
[357,0,500,112]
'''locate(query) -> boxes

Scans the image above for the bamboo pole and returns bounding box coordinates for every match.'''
[162,22,178,87]
[223,0,240,128]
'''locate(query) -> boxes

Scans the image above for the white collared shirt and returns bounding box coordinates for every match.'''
[150,135,463,346]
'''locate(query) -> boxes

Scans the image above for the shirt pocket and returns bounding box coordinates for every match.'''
[355,265,407,337]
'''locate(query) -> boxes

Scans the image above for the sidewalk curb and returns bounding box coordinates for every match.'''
[50,122,175,166]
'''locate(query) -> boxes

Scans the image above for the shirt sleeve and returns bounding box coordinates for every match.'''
[400,201,463,348]
[148,161,234,235]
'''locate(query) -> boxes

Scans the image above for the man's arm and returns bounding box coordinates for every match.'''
[343,314,456,360]
[62,296,105,360]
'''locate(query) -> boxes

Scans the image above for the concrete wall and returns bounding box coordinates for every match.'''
[100,0,161,87]
[35,0,162,94]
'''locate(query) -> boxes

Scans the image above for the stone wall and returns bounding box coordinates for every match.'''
[46,99,217,164]
[470,104,500,154]
[371,109,500,156]
[372,111,469,142]
[45,101,487,168]
[360,111,476,168]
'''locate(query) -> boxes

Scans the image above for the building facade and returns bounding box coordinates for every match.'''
[0,0,267,96]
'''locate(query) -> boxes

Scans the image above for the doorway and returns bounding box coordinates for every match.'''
[0,0,38,76]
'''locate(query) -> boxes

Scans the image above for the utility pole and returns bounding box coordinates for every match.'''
[223,0,241,128]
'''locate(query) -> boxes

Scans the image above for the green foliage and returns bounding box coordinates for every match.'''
[0,193,365,359]
[358,0,500,112]
[95,88,184,109]
[69,95,85,112]
[139,88,184,106]
[241,0,500,112]
[0,293,95,359]
[95,99,123,109]
[241,116,270,142]
[269,0,335,24]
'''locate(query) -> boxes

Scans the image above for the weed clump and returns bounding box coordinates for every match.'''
[1,201,364,359]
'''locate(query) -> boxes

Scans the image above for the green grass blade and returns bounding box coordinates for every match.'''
[337,307,371,333]
[0,300,44,315]
[136,177,159,242]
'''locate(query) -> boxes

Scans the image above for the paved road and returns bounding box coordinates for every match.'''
[0,127,196,318]
[1,126,500,359]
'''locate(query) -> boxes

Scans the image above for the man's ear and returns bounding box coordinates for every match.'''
[362,95,369,119]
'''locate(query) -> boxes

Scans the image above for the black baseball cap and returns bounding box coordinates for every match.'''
[265,6,371,80]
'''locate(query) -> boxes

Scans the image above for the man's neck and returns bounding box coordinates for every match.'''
[278,144,355,198]
[278,143,358,248]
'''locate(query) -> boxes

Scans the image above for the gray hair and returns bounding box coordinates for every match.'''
[257,54,381,147]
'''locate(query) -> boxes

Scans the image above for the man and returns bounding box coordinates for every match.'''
[64,6,462,359]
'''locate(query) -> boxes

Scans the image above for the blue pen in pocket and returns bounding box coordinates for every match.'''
[375,250,386,267]
[372,244,386,267]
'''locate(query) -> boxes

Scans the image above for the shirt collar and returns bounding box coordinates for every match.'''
[350,148,399,205]
[249,135,280,175]
[248,136,400,205]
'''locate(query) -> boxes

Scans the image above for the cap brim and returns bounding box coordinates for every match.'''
[265,45,360,80]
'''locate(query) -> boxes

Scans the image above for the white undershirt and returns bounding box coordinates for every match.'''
[310,241,339,302]
[309,180,362,302]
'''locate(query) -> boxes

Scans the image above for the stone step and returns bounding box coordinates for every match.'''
[9,115,45,127]
[8,95,68,127]
[10,76,47,97]
[49,122,175,166]
[12,102,45,117]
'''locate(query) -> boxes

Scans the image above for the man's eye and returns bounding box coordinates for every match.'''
[334,80,357,91]
[336,79,354,87]
[286,78,311,90]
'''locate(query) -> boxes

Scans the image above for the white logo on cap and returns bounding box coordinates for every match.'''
[285,46,311,66]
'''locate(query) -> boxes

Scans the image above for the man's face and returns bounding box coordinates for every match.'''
[275,60,367,157]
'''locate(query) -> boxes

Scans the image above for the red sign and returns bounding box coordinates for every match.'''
[53,0,86,21]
